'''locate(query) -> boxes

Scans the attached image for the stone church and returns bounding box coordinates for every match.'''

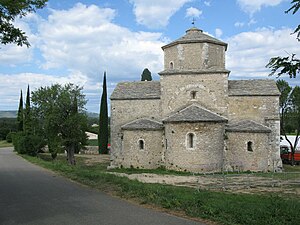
[109,27,282,172]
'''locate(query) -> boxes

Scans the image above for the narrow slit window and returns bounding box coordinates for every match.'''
[170,62,174,69]
[139,140,144,150]
[247,141,253,152]
[187,133,194,148]
[191,91,197,99]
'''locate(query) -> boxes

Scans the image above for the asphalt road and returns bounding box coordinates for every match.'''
[0,147,205,225]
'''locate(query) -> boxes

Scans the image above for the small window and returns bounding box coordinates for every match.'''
[187,133,195,149]
[169,62,174,69]
[191,91,197,99]
[247,141,253,152]
[139,140,144,150]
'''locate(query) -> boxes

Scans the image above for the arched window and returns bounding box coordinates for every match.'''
[139,139,144,150]
[169,62,174,69]
[247,141,253,152]
[190,91,197,99]
[187,133,195,149]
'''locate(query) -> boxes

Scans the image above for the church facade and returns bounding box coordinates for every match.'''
[109,27,282,172]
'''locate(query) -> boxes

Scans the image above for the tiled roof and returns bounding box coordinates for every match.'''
[162,27,227,50]
[163,105,228,123]
[121,118,164,130]
[226,120,271,133]
[110,81,161,100]
[228,80,280,96]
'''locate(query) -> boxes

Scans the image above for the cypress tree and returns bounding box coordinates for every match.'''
[98,72,109,154]
[141,68,152,81]
[17,90,24,131]
[24,85,32,134]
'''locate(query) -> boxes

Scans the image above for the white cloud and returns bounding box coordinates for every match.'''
[215,28,223,38]
[234,21,245,28]
[248,18,257,26]
[186,7,202,18]
[0,71,88,109]
[226,27,300,78]
[37,3,165,81]
[237,0,285,15]
[129,0,191,28]
[1,3,167,112]
[204,1,211,7]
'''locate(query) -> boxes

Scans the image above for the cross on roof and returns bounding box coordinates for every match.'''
[192,18,196,26]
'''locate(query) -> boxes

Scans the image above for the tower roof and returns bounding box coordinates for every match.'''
[163,104,228,123]
[162,27,228,50]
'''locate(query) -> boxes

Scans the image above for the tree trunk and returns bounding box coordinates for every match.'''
[67,144,76,165]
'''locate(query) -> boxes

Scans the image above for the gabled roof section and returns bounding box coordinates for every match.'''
[228,79,280,96]
[111,81,161,100]
[162,27,227,50]
[226,120,271,133]
[121,118,164,130]
[163,105,228,123]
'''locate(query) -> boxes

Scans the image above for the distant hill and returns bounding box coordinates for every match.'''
[0,111,17,118]
[85,112,99,118]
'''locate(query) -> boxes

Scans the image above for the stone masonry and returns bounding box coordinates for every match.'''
[109,27,282,172]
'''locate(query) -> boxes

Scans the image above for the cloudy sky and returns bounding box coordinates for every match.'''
[1,0,299,113]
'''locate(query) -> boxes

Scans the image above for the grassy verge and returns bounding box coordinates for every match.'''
[22,154,300,225]
[86,139,98,146]
[0,140,13,148]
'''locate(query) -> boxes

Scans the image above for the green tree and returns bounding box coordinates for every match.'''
[266,0,300,78]
[289,86,300,164]
[0,0,47,47]
[277,80,300,165]
[17,90,24,131]
[24,85,32,134]
[31,83,87,164]
[141,68,152,81]
[98,72,109,154]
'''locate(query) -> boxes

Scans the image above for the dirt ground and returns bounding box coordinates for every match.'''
[79,154,300,197]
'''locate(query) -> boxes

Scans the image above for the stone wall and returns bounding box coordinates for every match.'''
[110,99,161,167]
[164,122,225,172]
[163,43,226,70]
[228,95,281,171]
[225,132,270,171]
[160,73,228,117]
[121,130,163,169]
[228,96,279,123]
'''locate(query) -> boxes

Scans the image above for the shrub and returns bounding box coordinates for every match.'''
[6,132,15,143]
[12,132,46,156]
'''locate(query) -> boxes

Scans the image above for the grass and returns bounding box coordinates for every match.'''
[86,139,98,146]
[283,164,300,172]
[22,153,300,225]
[0,140,13,148]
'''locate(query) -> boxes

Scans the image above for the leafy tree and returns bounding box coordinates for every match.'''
[31,83,87,164]
[141,68,152,81]
[0,0,47,47]
[98,72,109,154]
[0,118,17,140]
[266,0,300,78]
[277,80,300,165]
[17,90,24,131]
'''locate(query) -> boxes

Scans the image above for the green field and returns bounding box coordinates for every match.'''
[22,154,300,225]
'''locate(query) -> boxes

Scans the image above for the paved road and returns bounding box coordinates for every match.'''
[0,147,205,225]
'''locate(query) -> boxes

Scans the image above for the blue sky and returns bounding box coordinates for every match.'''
[1,0,299,113]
